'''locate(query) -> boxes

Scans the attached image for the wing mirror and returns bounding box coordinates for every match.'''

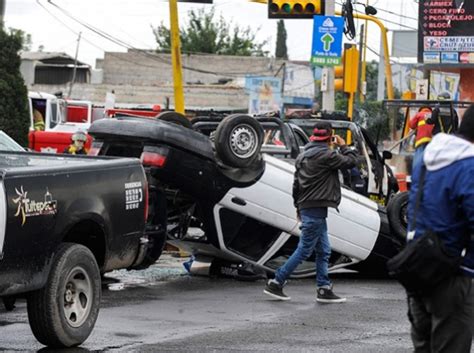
[382,150,393,160]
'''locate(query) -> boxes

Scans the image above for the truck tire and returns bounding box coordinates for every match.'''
[214,114,263,168]
[2,296,16,311]
[387,191,409,243]
[27,243,101,348]
[157,111,193,129]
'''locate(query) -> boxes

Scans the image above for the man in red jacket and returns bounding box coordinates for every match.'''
[409,107,434,167]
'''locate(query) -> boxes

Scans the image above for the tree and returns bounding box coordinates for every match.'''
[9,28,32,51]
[334,60,403,143]
[152,7,268,56]
[275,20,287,59]
[0,28,30,146]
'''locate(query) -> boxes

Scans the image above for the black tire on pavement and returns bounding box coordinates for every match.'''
[2,296,16,311]
[214,114,263,168]
[387,191,409,243]
[132,186,168,270]
[27,243,101,348]
[157,111,193,129]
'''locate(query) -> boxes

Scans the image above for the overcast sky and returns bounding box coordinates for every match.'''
[4,0,419,67]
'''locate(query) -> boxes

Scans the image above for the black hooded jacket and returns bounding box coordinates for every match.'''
[292,141,360,210]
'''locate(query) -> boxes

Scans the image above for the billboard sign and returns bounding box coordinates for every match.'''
[245,76,282,115]
[429,70,460,100]
[418,1,474,64]
[392,30,417,58]
[283,63,315,99]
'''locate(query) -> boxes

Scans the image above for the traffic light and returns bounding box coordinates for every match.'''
[334,44,359,94]
[268,0,325,19]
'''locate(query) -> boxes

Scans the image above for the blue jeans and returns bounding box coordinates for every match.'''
[413,144,427,168]
[274,209,331,288]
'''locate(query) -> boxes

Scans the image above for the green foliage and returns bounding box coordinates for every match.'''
[363,60,379,101]
[0,28,30,146]
[152,7,268,56]
[362,60,402,101]
[335,92,348,112]
[275,20,287,59]
[353,101,389,144]
[8,28,32,51]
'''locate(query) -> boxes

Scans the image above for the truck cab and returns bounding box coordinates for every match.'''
[29,91,66,132]
[28,92,92,153]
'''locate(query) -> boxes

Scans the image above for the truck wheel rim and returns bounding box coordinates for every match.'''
[401,202,408,227]
[63,266,93,328]
[229,124,258,159]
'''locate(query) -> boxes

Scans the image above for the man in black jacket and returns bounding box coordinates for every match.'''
[264,121,360,302]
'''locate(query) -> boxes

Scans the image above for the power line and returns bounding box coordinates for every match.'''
[335,1,418,31]
[352,8,418,30]
[45,0,277,77]
[375,5,418,22]
[39,0,282,80]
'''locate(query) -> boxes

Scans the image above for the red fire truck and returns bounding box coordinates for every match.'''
[28,92,161,153]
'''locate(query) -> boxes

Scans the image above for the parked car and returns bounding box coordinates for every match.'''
[0,130,26,151]
[88,114,404,279]
[0,150,155,347]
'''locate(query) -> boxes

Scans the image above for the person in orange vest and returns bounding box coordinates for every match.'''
[63,130,88,155]
[409,107,435,167]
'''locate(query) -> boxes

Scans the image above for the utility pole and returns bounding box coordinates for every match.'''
[377,32,385,101]
[322,0,335,112]
[357,24,365,103]
[360,0,369,103]
[68,32,81,98]
[169,0,185,114]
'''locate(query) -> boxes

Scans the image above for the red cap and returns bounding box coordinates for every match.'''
[310,128,331,142]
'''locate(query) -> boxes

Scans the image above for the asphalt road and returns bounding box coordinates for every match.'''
[0,255,413,353]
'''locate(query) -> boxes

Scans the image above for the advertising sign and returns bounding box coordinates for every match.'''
[245,76,282,115]
[311,15,344,66]
[418,1,474,64]
[416,79,429,100]
[283,63,315,99]
[429,71,460,100]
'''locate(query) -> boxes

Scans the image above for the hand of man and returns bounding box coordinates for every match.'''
[333,134,346,147]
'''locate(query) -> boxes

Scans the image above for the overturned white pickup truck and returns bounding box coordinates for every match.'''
[88,114,402,279]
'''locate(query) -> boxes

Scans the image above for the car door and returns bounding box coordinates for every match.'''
[214,154,382,268]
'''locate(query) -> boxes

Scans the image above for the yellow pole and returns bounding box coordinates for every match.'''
[169,0,185,114]
[248,1,394,100]
[347,92,355,119]
[346,92,354,144]
[360,0,369,103]
[335,10,394,100]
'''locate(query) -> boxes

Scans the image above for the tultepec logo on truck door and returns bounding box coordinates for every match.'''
[12,186,58,226]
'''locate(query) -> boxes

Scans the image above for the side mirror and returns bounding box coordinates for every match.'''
[382,150,393,160]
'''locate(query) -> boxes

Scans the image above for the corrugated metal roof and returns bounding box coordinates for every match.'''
[20,51,88,67]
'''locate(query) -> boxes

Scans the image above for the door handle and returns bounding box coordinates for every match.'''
[231,197,246,206]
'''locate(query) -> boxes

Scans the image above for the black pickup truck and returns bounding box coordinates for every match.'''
[0,151,150,347]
